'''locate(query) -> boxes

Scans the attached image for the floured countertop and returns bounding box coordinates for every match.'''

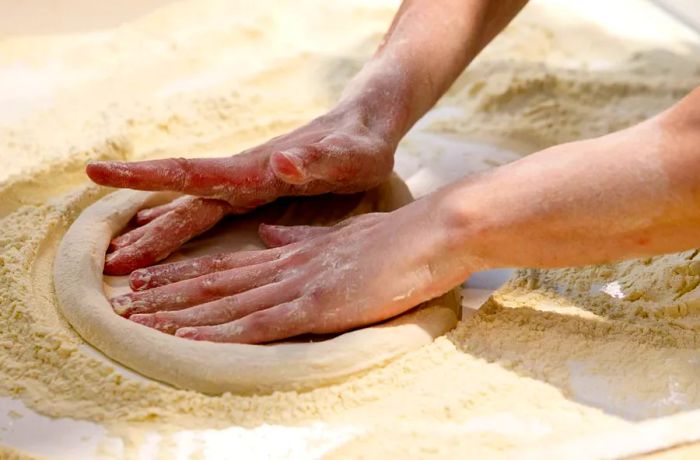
[1,0,700,459]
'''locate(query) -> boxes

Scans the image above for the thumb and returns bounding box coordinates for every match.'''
[269,147,318,186]
[270,136,392,190]
[258,223,332,248]
[269,143,355,186]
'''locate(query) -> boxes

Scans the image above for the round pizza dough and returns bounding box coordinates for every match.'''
[54,176,461,394]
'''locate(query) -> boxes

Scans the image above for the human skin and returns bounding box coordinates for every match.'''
[86,0,529,275]
[87,0,700,343]
[115,89,700,343]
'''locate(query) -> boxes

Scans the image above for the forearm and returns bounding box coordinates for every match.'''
[438,87,700,270]
[339,0,528,141]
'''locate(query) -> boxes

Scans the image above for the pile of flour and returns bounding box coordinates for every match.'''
[2,0,700,457]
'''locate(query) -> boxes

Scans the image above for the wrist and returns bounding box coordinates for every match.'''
[336,56,427,143]
[424,179,499,273]
[396,188,492,293]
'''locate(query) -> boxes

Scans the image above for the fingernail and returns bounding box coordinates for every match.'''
[86,160,117,173]
[129,269,152,291]
[110,296,135,316]
[271,151,307,184]
[175,327,201,340]
[110,295,149,316]
[135,208,153,221]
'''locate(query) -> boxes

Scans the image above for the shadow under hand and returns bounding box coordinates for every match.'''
[449,296,700,421]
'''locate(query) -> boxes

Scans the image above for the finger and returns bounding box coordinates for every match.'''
[175,298,310,343]
[104,198,229,275]
[257,223,332,248]
[86,155,280,198]
[129,281,295,333]
[86,157,225,195]
[134,196,194,226]
[129,248,281,291]
[108,225,148,252]
[257,214,382,250]
[110,261,280,316]
[110,198,197,252]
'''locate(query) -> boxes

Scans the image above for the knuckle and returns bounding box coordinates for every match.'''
[277,250,310,268]
[244,311,271,334]
[269,268,285,284]
[303,285,328,305]
[169,157,193,189]
[297,144,324,167]
[197,273,226,296]
[209,253,231,271]
[220,296,241,317]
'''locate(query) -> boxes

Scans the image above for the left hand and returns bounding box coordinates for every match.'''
[87,104,399,276]
[110,196,472,343]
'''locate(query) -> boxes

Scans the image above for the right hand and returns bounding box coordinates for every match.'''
[113,194,470,343]
[87,105,398,275]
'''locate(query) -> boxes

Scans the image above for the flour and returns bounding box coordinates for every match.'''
[2,0,700,458]
[0,445,40,460]
[503,250,700,324]
[430,58,698,151]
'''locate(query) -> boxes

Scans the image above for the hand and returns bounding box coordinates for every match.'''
[87,105,397,275]
[109,195,472,343]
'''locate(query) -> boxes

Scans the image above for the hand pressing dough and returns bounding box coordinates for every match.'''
[54,176,461,394]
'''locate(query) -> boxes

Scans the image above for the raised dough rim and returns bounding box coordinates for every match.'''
[53,189,460,394]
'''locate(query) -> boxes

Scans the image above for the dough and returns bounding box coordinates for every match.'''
[53,176,461,394]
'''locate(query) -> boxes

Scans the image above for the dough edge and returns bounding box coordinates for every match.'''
[53,189,461,394]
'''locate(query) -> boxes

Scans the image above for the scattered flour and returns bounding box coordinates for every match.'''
[1,0,700,458]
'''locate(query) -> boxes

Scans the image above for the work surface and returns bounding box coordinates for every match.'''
[1,0,700,458]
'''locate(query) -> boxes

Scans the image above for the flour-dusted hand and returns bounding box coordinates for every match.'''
[87,107,397,275]
[106,83,700,344]
[113,197,473,343]
[85,0,533,276]
[83,0,537,278]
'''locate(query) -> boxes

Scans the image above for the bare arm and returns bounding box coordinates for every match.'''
[121,87,700,343]
[87,0,529,275]
[101,1,700,345]
[342,0,529,141]
[445,87,700,270]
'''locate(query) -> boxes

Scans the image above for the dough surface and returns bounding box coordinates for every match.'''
[53,176,461,394]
